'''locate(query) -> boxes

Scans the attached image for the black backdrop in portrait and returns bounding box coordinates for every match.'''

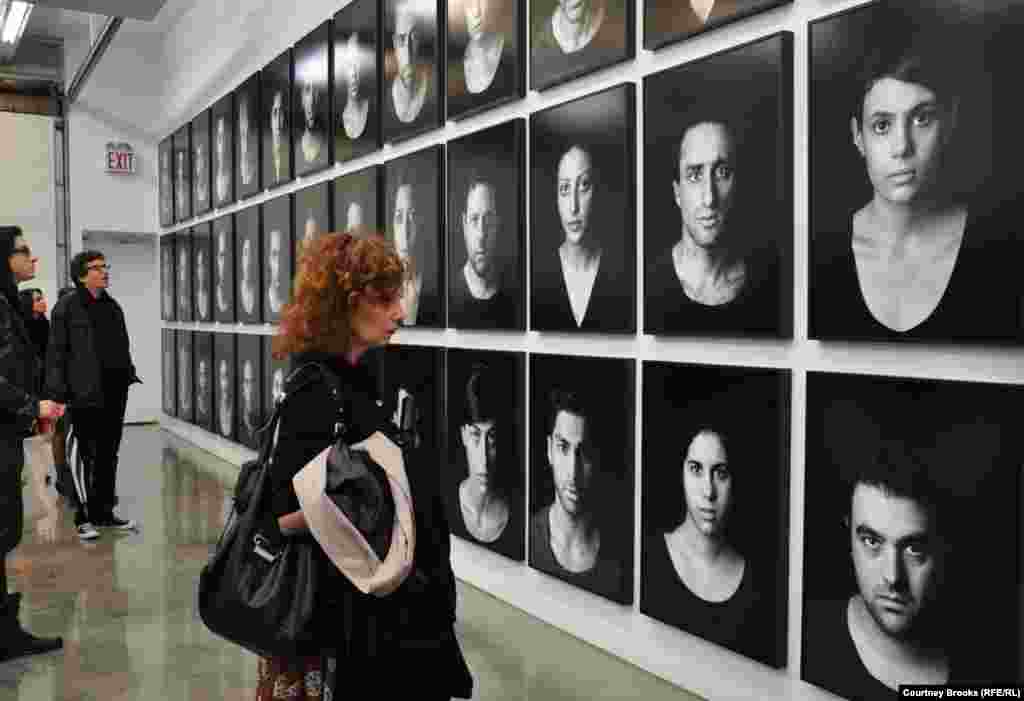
[644,0,789,51]
[162,329,176,416]
[381,0,443,144]
[194,332,213,432]
[446,0,524,120]
[333,165,379,234]
[214,333,237,441]
[263,335,289,418]
[447,119,524,330]
[641,362,789,668]
[384,145,444,327]
[159,137,174,227]
[173,125,192,222]
[809,1,1023,344]
[294,21,332,177]
[643,33,792,339]
[529,0,633,91]
[530,84,635,334]
[293,182,330,258]
[193,222,213,322]
[236,334,263,450]
[212,92,235,208]
[235,207,262,325]
[263,50,294,189]
[176,230,193,323]
[334,0,380,164]
[192,109,212,216]
[177,330,194,424]
[213,214,236,323]
[528,353,634,604]
[236,72,262,199]
[161,235,176,321]
[445,349,525,562]
[803,373,1022,699]
[263,194,292,324]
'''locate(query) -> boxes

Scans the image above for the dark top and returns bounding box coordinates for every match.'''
[84,291,134,373]
[448,269,519,330]
[447,480,525,562]
[0,293,39,438]
[531,248,634,333]
[447,45,520,120]
[811,206,1022,343]
[645,246,783,337]
[529,506,625,602]
[530,5,628,89]
[24,316,48,367]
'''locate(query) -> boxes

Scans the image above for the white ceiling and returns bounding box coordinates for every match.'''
[33,0,169,22]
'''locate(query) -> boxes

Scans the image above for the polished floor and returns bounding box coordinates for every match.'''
[0,426,702,701]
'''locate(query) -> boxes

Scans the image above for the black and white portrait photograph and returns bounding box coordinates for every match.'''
[530,84,635,333]
[333,165,379,234]
[236,334,263,450]
[445,349,525,561]
[236,72,261,200]
[529,0,633,91]
[212,92,235,208]
[263,194,292,323]
[262,335,288,418]
[528,353,634,604]
[809,1,1023,344]
[382,0,443,143]
[177,330,194,424]
[213,214,236,324]
[214,333,236,441]
[644,33,792,338]
[641,362,789,668]
[294,20,332,177]
[447,0,524,121]
[235,207,262,324]
[644,0,789,52]
[193,222,213,322]
[194,332,213,432]
[802,372,1023,699]
[159,137,174,227]
[192,109,212,216]
[176,229,193,323]
[263,49,293,189]
[161,235,176,321]
[447,120,524,330]
[162,329,176,416]
[385,146,444,327]
[334,0,380,164]
[173,124,192,223]
[293,181,330,256]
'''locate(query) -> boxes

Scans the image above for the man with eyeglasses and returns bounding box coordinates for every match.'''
[46,251,141,541]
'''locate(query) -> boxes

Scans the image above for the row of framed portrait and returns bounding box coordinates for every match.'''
[160,333,1022,697]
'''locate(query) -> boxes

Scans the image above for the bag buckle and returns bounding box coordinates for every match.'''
[253,533,279,563]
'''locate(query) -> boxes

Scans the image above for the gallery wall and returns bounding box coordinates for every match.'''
[148,0,1024,699]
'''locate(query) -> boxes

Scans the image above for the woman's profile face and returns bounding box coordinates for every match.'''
[556,146,594,246]
[682,430,732,538]
[350,286,404,348]
[464,0,488,41]
[853,77,948,207]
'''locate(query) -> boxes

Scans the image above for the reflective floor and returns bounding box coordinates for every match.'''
[0,426,701,700]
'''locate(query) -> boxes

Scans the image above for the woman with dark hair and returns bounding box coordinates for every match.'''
[18,288,49,384]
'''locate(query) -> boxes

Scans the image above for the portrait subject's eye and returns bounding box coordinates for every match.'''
[713,163,734,182]
[858,533,882,552]
[486,430,498,449]
[557,439,571,455]
[711,465,731,483]
[577,174,593,194]
[558,181,571,197]
[903,540,932,564]
[686,460,703,478]
[870,117,891,136]
[913,108,938,129]
[685,165,703,184]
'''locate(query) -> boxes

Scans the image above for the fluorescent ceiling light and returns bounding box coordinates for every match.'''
[1,1,33,46]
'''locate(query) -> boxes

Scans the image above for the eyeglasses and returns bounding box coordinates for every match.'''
[11,246,31,257]
[87,263,111,273]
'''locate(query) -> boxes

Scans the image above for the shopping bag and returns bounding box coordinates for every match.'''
[23,434,57,524]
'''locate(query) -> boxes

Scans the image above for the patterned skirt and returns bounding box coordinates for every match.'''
[255,655,336,701]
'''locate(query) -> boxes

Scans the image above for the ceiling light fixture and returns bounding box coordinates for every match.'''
[0,0,34,48]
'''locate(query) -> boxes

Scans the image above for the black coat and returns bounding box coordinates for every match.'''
[0,293,38,439]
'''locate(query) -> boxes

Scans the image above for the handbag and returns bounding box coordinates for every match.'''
[198,363,344,658]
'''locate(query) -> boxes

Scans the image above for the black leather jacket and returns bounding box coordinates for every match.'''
[0,293,39,438]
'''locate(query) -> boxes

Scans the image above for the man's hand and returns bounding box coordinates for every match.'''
[38,401,65,420]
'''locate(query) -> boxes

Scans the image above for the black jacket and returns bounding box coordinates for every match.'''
[0,293,39,438]
[45,288,140,408]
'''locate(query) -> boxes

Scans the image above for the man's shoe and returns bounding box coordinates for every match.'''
[94,515,137,531]
[76,523,100,540]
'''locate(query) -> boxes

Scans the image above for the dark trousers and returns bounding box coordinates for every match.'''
[71,379,129,524]
[0,437,24,561]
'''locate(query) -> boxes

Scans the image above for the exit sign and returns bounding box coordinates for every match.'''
[105,142,136,175]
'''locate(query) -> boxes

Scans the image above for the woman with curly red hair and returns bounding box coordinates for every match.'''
[255,229,472,701]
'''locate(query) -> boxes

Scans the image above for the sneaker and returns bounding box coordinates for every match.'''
[95,515,137,531]
[77,523,100,540]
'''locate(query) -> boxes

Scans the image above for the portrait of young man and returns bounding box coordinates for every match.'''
[294,21,331,176]
[333,0,380,163]
[263,50,293,189]
[382,0,442,143]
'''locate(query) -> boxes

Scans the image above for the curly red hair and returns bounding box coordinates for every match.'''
[273,228,405,359]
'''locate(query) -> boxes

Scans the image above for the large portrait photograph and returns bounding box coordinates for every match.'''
[173,124,192,223]
[382,0,443,143]
[212,92,235,208]
[194,332,213,432]
[162,329,176,416]
[445,349,525,562]
[447,0,524,121]
[159,137,174,227]
[529,0,633,91]
[802,372,1023,699]
[644,0,789,52]
[176,230,193,323]
[161,235,176,321]
[530,84,635,334]
[235,72,261,200]
[193,222,213,322]
[213,214,236,323]
[294,181,330,255]
[447,119,524,330]
[334,0,380,164]
[644,33,792,338]
[294,21,332,177]
[263,49,294,189]
[192,109,212,216]
[528,353,634,604]
[384,145,444,327]
[641,362,789,668]
[809,1,1023,344]
[263,335,288,417]
[177,330,193,425]
[333,165,379,234]
[263,194,292,324]
[235,207,262,325]
[214,333,237,442]
[236,334,263,450]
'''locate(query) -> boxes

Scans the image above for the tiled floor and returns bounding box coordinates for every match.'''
[0,426,702,700]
